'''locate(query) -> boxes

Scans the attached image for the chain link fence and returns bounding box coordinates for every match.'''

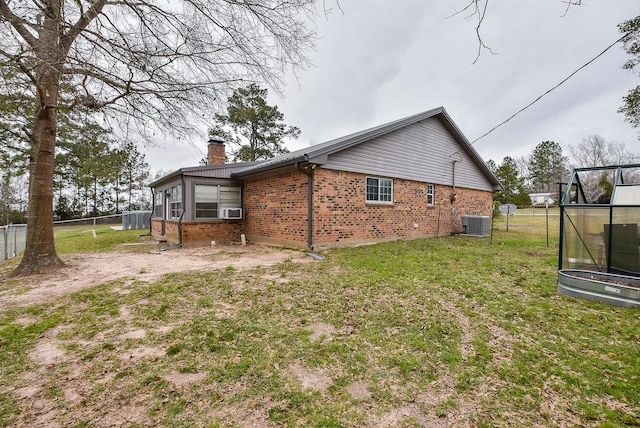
[1,224,27,262]
[1,212,151,262]
[492,206,560,245]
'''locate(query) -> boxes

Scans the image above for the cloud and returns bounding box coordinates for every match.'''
[148,1,639,172]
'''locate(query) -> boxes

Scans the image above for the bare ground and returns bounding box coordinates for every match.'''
[0,243,309,310]
[0,242,583,427]
[0,243,322,427]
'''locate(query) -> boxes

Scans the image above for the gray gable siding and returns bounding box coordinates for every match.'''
[321,117,494,192]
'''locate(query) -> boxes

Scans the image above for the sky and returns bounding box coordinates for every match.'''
[145,1,640,175]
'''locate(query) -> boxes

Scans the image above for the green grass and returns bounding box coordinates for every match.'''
[0,230,639,427]
[53,225,150,254]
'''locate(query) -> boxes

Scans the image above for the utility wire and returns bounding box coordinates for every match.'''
[471,34,627,145]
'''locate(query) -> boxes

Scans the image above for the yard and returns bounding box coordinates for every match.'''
[0,227,638,427]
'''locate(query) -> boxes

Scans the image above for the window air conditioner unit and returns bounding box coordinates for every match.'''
[461,215,490,237]
[220,207,242,219]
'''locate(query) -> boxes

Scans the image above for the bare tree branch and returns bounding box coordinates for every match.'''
[0,0,319,276]
[560,0,582,18]
[60,0,107,56]
[447,0,496,64]
[0,0,38,48]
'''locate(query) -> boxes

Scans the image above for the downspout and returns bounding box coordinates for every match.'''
[450,159,459,234]
[161,173,185,251]
[451,159,458,202]
[295,161,314,251]
[140,186,153,237]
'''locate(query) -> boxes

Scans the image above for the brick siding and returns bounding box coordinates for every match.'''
[180,220,244,247]
[312,169,493,248]
[151,218,244,247]
[242,167,493,249]
[243,170,309,248]
[150,218,180,243]
[152,167,493,249]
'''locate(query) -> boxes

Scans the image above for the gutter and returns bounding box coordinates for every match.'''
[232,154,307,178]
[161,172,186,251]
[140,187,154,237]
[451,158,459,203]
[295,161,314,251]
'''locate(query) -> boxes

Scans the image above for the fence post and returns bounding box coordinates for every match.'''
[545,202,549,247]
[13,224,17,258]
[2,226,6,261]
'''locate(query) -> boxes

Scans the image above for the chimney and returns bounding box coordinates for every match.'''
[207,138,226,165]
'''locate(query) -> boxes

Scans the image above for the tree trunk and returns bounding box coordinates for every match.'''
[9,84,64,277]
[9,2,65,277]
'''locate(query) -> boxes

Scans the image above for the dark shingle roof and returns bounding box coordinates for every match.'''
[232,107,500,190]
[150,107,501,190]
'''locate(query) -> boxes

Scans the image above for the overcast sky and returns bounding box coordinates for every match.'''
[146,1,639,174]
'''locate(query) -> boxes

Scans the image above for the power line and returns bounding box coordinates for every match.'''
[471,34,627,145]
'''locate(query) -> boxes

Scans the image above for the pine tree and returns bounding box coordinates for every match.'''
[528,141,567,194]
[210,84,299,162]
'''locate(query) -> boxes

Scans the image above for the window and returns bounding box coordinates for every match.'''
[153,191,163,217]
[170,185,182,219]
[195,184,241,219]
[427,184,434,205]
[195,185,218,219]
[366,177,393,203]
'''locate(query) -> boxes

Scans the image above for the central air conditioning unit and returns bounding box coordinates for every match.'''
[461,215,490,237]
[220,207,242,219]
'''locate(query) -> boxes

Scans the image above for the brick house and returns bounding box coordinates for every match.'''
[149,107,502,250]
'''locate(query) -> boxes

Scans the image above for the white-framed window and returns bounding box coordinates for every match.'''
[194,184,241,219]
[427,184,434,205]
[366,177,393,203]
[153,191,163,217]
[170,185,182,219]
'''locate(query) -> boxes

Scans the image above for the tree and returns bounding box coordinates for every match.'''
[528,141,567,194]
[113,141,150,211]
[1,68,120,218]
[452,0,584,63]
[618,16,640,128]
[568,135,640,202]
[488,157,530,205]
[1,1,318,277]
[209,84,300,162]
[512,155,532,192]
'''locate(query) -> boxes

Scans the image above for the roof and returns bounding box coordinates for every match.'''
[150,107,501,190]
[149,161,261,187]
[231,107,501,189]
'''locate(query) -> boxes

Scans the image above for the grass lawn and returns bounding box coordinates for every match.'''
[0,229,638,426]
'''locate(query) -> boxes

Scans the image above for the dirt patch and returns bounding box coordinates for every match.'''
[118,328,147,340]
[289,361,333,392]
[307,322,337,342]
[346,381,372,400]
[119,346,165,361]
[371,405,428,427]
[487,324,514,363]
[162,371,207,390]
[99,404,152,427]
[209,401,272,428]
[438,299,475,361]
[30,341,66,366]
[0,243,310,309]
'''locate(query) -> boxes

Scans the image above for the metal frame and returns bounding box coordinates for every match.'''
[559,164,640,276]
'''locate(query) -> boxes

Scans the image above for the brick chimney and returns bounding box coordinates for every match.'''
[207,138,226,165]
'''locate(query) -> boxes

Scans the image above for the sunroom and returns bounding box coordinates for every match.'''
[149,162,253,247]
